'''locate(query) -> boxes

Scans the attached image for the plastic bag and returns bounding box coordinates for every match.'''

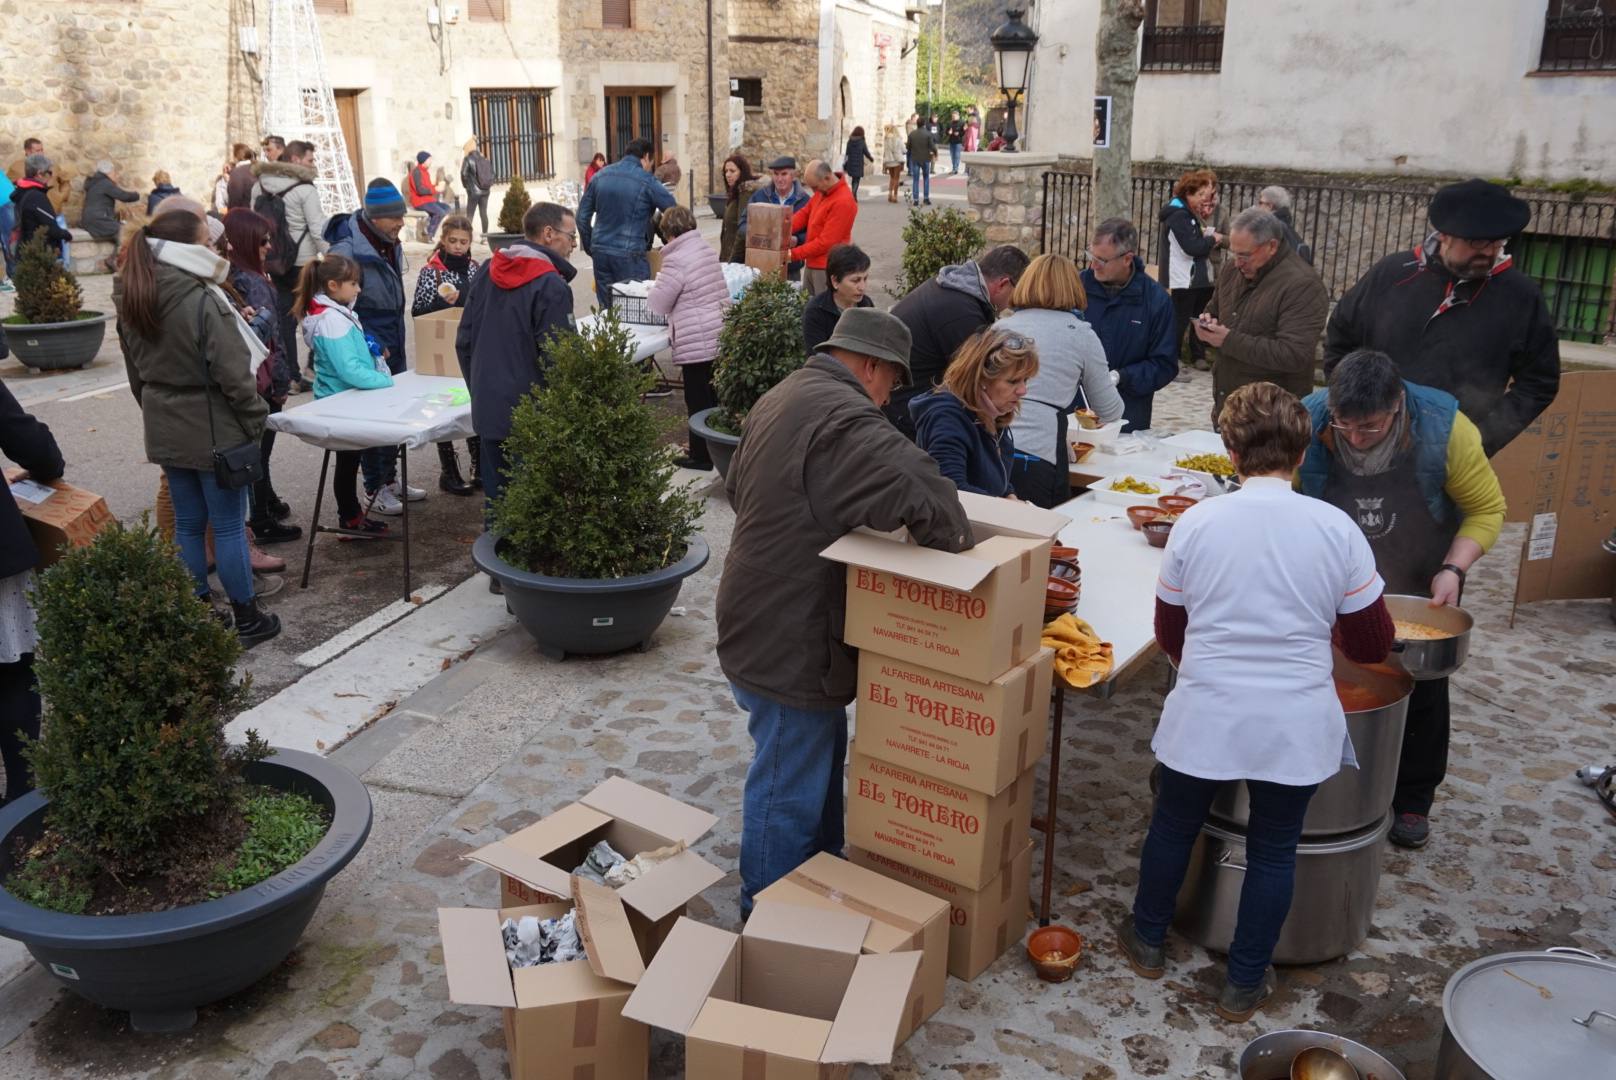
[572,840,627,885]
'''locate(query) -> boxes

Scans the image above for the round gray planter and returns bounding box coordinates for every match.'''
[689,407,741,480]
[485,232,524,253]
[0,748,372,1033]
[473,532,709,661]
[707,194,729,220]
[4,312,110,371]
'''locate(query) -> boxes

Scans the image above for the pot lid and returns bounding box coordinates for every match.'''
[1443,948,1616,1074]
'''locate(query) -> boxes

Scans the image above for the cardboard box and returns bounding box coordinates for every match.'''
[856,647,1052,795]
[745,202,793,253]
[849,840,1034,982]
[438,877,649,1080]
[466,777,725,961]
[822,492,1068,684]
[411,306,463,377]
[755,852,949,1044]
[5,472,114,567]
[744,246,788,278]
[845,744,1034,891]
[622,900,921,1078]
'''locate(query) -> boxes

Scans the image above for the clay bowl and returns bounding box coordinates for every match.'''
[1126,505,1165,531]
[1157,494,1197,515]
[1026,925,1082,983]
[1069,441,1096,464]
[1049,559,1081,584]
[1142,520,1174,549]
[1049,545,1080,563]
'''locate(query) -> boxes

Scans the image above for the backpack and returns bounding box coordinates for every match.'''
[473,153,493,190]
[254,179,312,278]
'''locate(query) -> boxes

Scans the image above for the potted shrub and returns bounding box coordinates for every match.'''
[488,175,532,252]
[472,311,709,659]
[0,523,372,1033]
[889,205,987,299]
[1,235,113,370]
[690,276,808,478]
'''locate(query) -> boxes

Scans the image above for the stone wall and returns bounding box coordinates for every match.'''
[961,152,1064,255]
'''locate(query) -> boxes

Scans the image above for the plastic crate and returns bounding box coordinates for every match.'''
[610,289,668,326]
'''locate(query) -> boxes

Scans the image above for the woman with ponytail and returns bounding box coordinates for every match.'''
[115,208,281,648]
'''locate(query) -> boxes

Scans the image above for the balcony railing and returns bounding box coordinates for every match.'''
[1140,24,1224,72]
[1539,14,1616,72]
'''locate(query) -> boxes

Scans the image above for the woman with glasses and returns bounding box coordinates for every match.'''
[1297,349,1505,851]
[999,254,1123,507]
[910,328,1038,498]
[1120,380,1395,1023]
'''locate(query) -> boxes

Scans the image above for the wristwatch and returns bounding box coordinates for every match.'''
[1437,563,1466,583]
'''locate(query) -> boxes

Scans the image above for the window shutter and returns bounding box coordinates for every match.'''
[468,0,507,20]
[311,0,350,13]
[603,0,631,29]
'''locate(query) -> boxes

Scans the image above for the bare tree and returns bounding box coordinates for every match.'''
[1093,0,1145,225]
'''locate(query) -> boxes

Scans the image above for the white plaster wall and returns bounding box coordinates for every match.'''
[1025,0,1616,180]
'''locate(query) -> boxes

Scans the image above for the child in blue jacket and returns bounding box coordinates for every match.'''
[293,253,394,537]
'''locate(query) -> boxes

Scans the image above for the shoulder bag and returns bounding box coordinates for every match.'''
[195,294,264,490]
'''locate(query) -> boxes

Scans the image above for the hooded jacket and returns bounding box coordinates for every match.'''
[454,242,577,440]
[11,178,71,248]
[788,176,857,269]
[146,183,182,217]
[717,355,972,709]
[1205,240,1330,425]
[228,265,290,397]
[1079,258,1179,433]
[886,260,998,436]
[1157,197,1217,290]
[576,156,677,256]
[251,160,328,270]
[647,229,729,366]
[843,135,874,179]
[302,294,395,399]
[326,211,407,353]
[910,388,1015,497]
[1323,238,1560,457]
[80,171,139,240]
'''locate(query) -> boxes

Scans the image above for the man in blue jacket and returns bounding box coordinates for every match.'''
[1080,218,1178,433]
[745,156,811,281]
[576,138,676,309]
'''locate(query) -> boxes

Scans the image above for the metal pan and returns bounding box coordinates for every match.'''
[1383,594,1472,680]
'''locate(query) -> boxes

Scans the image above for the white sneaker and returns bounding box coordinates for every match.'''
[389,480,427,502]
[368,486,405,516]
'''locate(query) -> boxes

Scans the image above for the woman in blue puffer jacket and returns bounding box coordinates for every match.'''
[910,327,1039,498]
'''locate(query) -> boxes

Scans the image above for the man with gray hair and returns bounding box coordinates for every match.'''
[1195,207,1329,425]
[1257,185,1312,265]
[1080,218,1179,432]
[11,154,73,252]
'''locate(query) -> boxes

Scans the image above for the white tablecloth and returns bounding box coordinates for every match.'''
[575,314,670,363]
[267,372,475,452]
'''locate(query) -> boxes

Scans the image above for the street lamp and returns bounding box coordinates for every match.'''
[989,7,1038,152]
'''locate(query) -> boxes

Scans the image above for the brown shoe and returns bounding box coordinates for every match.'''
[1115,916,1165,979]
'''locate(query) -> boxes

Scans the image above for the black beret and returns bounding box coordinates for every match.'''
[1428,178,1531,239]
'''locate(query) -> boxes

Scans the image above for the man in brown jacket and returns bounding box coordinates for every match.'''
[716,306,972,917]
[1196,207,1329,426]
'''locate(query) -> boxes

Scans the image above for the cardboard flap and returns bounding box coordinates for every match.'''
[581,776,718,845]
[743,899,870,955]
[621,917,738,1034]
[819,532,994,593]
[771,853,948,953]
[956,490,1069,538]
[437,907,517,1009]
[616,847,726,922]
[820,951,923,1064]
[687,998,833,1062]
[464,801,611,893]
[571,875,645,987]
[511,954,626,1009]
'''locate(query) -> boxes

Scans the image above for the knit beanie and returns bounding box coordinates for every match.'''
[363,178,407,218]
[416,151,431,165]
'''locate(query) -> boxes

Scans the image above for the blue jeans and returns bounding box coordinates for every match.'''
[164,466,255,604]
[418,201,450,240]
[733,683,847,918]
[0,204,15,276]
[591,250,651,310]
[910,161,931,204]
[1133,764,1317,988]
[950,143,962,173]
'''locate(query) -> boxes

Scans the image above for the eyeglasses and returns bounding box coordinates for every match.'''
[1329,404,1400,437]
[1230,244,1273,264]
[1085,248,1133,267]
[555,230,578,242]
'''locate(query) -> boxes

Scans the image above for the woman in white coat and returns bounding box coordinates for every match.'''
[649,205,730,471]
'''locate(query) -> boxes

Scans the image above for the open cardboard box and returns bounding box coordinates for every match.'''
[438,876,649,1080]
[822,492,1068,684]
[755,852,949,1044]
[856,646,1052,795]
[411,306,463,378]
[465,777,724,961]
[622,900,921,1079]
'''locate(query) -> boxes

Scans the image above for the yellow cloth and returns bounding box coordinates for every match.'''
[1042,614,1114,688]
[1444,412,1506,553]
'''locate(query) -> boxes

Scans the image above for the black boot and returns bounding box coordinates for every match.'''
[199,592,233,629]
[467,436,484,491]
[250,516,304,543]
[438,441,474,496]
[231,599,282,649]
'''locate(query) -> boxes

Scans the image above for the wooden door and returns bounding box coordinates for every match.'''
[603,88,662,162]
[333,90,364,183]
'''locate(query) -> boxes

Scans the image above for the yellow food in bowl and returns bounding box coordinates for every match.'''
[1393,620,1453,641]
[1108,476,1160,495]
[1174,452,1234,474]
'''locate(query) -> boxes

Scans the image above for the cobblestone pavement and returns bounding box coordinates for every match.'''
[1,370,1613,1080]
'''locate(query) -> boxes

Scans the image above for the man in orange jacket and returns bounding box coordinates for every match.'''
[790,160,858,297]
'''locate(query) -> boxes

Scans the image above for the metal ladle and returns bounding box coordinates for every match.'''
[1291,1046,1360,1080]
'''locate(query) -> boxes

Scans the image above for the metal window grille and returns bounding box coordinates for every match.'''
[470,89,555,183]
[1539,9,1616,72]
[1141,0,1224,72]
[734,78,763,108]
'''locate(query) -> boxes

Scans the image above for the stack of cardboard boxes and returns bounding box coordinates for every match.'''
[822,492,1066,980]
[744,202,793,279]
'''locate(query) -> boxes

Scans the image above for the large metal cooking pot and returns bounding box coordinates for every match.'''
[1436,947,1616,1079]
[1383,593,1473,680]
[1210,653,1412,837]
[1173,813,1389,965]
[1239,1029,1405,1080]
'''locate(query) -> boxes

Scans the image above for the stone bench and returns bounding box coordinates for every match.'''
[67,228,118,276]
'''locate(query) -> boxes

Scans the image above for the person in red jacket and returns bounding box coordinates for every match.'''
[406,151,450,241]
[789,160,858,297]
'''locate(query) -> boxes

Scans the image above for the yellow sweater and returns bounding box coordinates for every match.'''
[1445,412,1506,552]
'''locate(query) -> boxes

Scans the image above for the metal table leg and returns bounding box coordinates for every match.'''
[300,449,332,590]
[399,442,412,601]
[1030,681,1066,927]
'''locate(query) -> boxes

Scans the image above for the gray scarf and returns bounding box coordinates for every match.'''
[1334,401,1409,477]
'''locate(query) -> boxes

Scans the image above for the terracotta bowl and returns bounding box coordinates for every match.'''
[1126,505,1165,531]
[1142,520,1174,548]
[1049,559,1081,584]
[1069,441,1096,464]
[1026,925,1082,983]
[1049,545,1080,563]
[1157,494,1197,515]
[1045,576,1080,606]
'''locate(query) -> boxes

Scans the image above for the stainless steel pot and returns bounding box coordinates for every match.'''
[1239,1029,1405,1080]
[1173,813,1389,965]
[1210,654,1412,837]
[1383,593,1473,680]
[1436,947,1616,1079]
